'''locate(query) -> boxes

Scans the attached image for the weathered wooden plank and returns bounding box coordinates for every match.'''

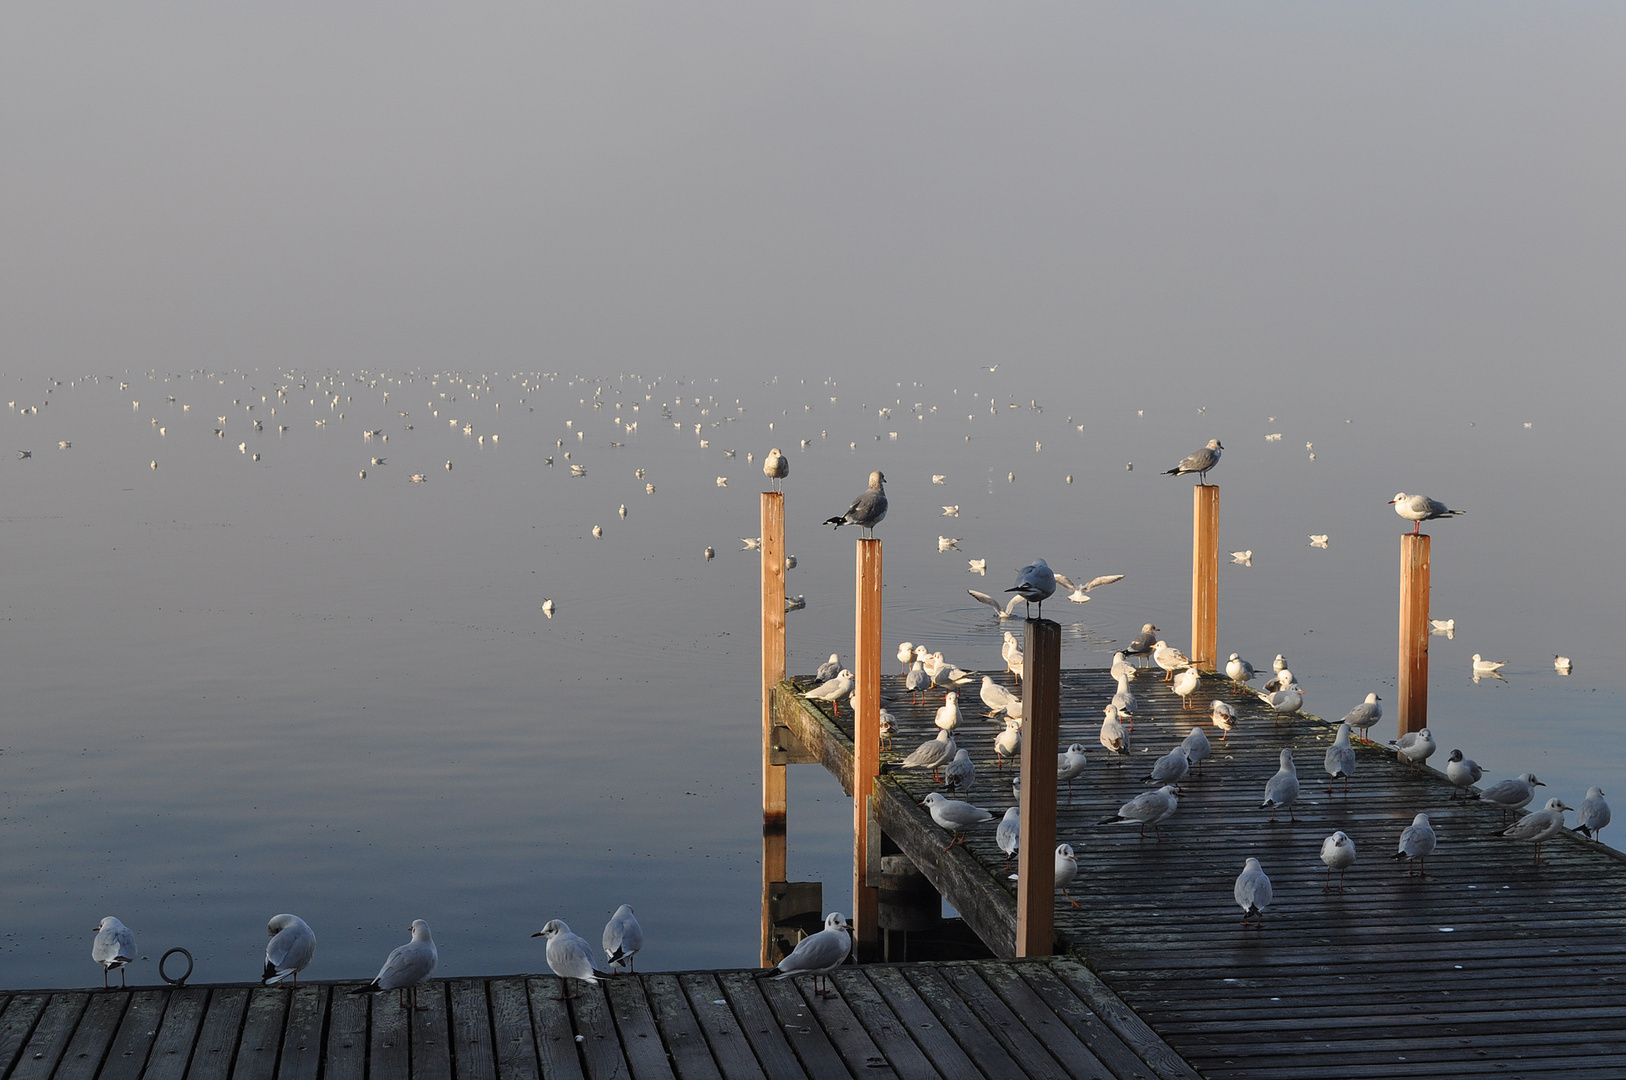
[565,982,631,1080]
[787,973,919,1079]
[600,975,678,1080]
[7,993,88,1080]
[142,987,210,1080]
[750,972,866,1079]
[822,970,949,1080]
[641,974,730,1080]
[230,987,290,1080]
[677,973,775,1080]
[1045,959,1202,1080]
[410,981,453,1080]
[985,963,1154,1080]
[933,964,1080,1080]
[710,972,808,1080]
[45,989,127,1080]
[274,984,327,1080]
[0,994,50,1079]
[89,988,169,1080]
[862,967,1022,1080]
[187,987,251,1080]
[322,988,370,1080]
[488,977,541,1080]
[525,977,586,1080]
[448,979,498,1080]
[368,987,411,1080]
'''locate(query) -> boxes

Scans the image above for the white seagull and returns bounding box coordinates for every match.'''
[823,471,888,537]
[1444,749,1483,798]
[763,448,788,490]
[1320,832,1357,891]
[1576,787,1610,842]
[969,590,1024,619]
[352,920,438,1010]
[920,792,995,849]
[1099,785,1179,841]
[767,912,851,999]
[533,920,602,999]
[1393,813,1437,876]
[1341,693,1382,741]
[1005,559,1057,617]
[1391,728,1437,773]
[1476,773,1545,823]
[92,916,137,988]
[1260,749,1301,822]
[996,806,1020,869]
[1390,492,1464,535]
[1164,439,1224,482]
[1234,858,1272,926]
[1501,798,1572,866]
[1324,724,1356,795]
[263,914,316,986]
[603,905,644,973]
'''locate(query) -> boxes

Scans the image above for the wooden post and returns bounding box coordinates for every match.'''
[1191,484,1219,670]
[1015,618,1061,957]
[852,538,883,962]
[760,492,787,967]
[1398,533,1430,737]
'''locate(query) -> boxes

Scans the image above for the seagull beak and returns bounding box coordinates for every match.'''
[531,931,545,938]
[1536,780,1546,786]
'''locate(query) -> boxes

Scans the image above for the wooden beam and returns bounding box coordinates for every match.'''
[1016,618,1061,956]
[760,491,787,968]
[1191,484,1219,670]
[853,537,883,960]
[1398,533,1430,736]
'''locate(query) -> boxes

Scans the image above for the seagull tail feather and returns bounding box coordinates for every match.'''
[349,980,382,995]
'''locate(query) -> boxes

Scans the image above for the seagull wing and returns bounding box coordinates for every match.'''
[1083,574,1125,591]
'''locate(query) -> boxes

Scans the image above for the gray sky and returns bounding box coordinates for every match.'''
[3,3,1622,413]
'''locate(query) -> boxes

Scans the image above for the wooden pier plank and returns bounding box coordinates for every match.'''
[524,977,586,1080]
[322,988,370,1080]
[935,964,1089,1080]
[677,973,778,1080]
[823,970,947,1080]
[448,979,498,1080]
[784,974,919,1080]
[46,989,126,1080]
[709,972,809,1080]
[230,987,290,1080]
[600,975,677,1080]
[9,993,89,1080]
[978,963,1148,1080]
[640,974,729,1080]
[367,988,410,1080]
[141,987,210,1080]
[0,995,51,1080]
[87,989,168,1080]
[187,987,250,1080]
[274,984,327,1080]
[487,977,541,1080]
[749,972,866,1080]
[409,981,453,1080]
[565,982,631,1080]
[863,967,1022,1080]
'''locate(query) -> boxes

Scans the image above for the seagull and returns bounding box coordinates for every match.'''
[823,470,888,537]
[1475,773,1545,823]
[1341,693,1383,742]
[263,914,316,986]
[92,916,137,988]
[1554,655,1573,674]
[532,920,603,999]
[969,590,1024,619]
[1057,744,1089,802]
[1005,559,1057,617]
[921,792,995,849]
[1260,685,1304,717]
[979,676,1019,718]
[1225,654,1257,692]
[1272,654,1288,673]
[803,670,855,715]
[763,448,789,491]
[1431,619,1456,636]
[1471,654,1507,674]
[742,537,762,551]
[900,730,957,781]
[1391,728,1437,773]
[1142,745,1191,790]
[1110,652,1137,682]
[1230,550,1253,566]
[905,660,929,696]
[993,718,1023,768]
[896,642,915,674]
[1393,813,1437,876]
[1164,439,1224,482]
[1309,534,1329,548]
[1234,858,1273,926]
[1501,798,1573,865]
[767,912,851,999]
[1320,832,1357,891]
[1125,624,1159,666]
[996,806,1020,869]
[1324,724,1356,794]
[542,599,556,619]
[942,505,959,516]
[943,748,976,795]
[1153,641,1191,682]
[1054,844,1082,907]
[603,905,643,973]
[1099,785,1180,840]
[1390,492,1465,535]
[1099,707,1131,759]
[968,558,987,575]
[1576,787,1610,842]
[1209,699,1237,739]
[1173,667,1201,710]
[1262,667,1295,694]
[938,536,961,552]
[1180,726,1211,775]
[1261,749,1301,822]
[816,653,841,681]
[351,920,438,1010]
[934,692,962,733]
[932,474,947,484]
[878,708,896,750]
[1438,750,1482,800]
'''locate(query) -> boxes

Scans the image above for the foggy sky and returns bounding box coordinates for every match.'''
[3,3,1622,414]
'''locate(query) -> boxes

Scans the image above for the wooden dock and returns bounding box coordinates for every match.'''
[776,667,1626,1078]
[0,956,1198,1080]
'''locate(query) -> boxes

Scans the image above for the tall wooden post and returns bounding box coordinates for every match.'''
[760,492,787,967]
[852,538,883,962]
[1015,618,1061,957]
[1191,484,1219,670]
[1398,533,1430,737]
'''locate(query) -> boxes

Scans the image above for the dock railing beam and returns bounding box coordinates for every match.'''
[760,492,787,967]
[853,538,883,961]
[1016,617,1061,957]
[1398,533,1430,736]
[1191,484,1219,670]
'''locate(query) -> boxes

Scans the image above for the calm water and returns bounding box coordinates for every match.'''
[1,365,1620,989]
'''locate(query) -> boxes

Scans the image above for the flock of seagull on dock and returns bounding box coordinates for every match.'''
[797,441,1609,929]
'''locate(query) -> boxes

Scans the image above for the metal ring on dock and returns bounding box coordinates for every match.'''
[159,948,194,986]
